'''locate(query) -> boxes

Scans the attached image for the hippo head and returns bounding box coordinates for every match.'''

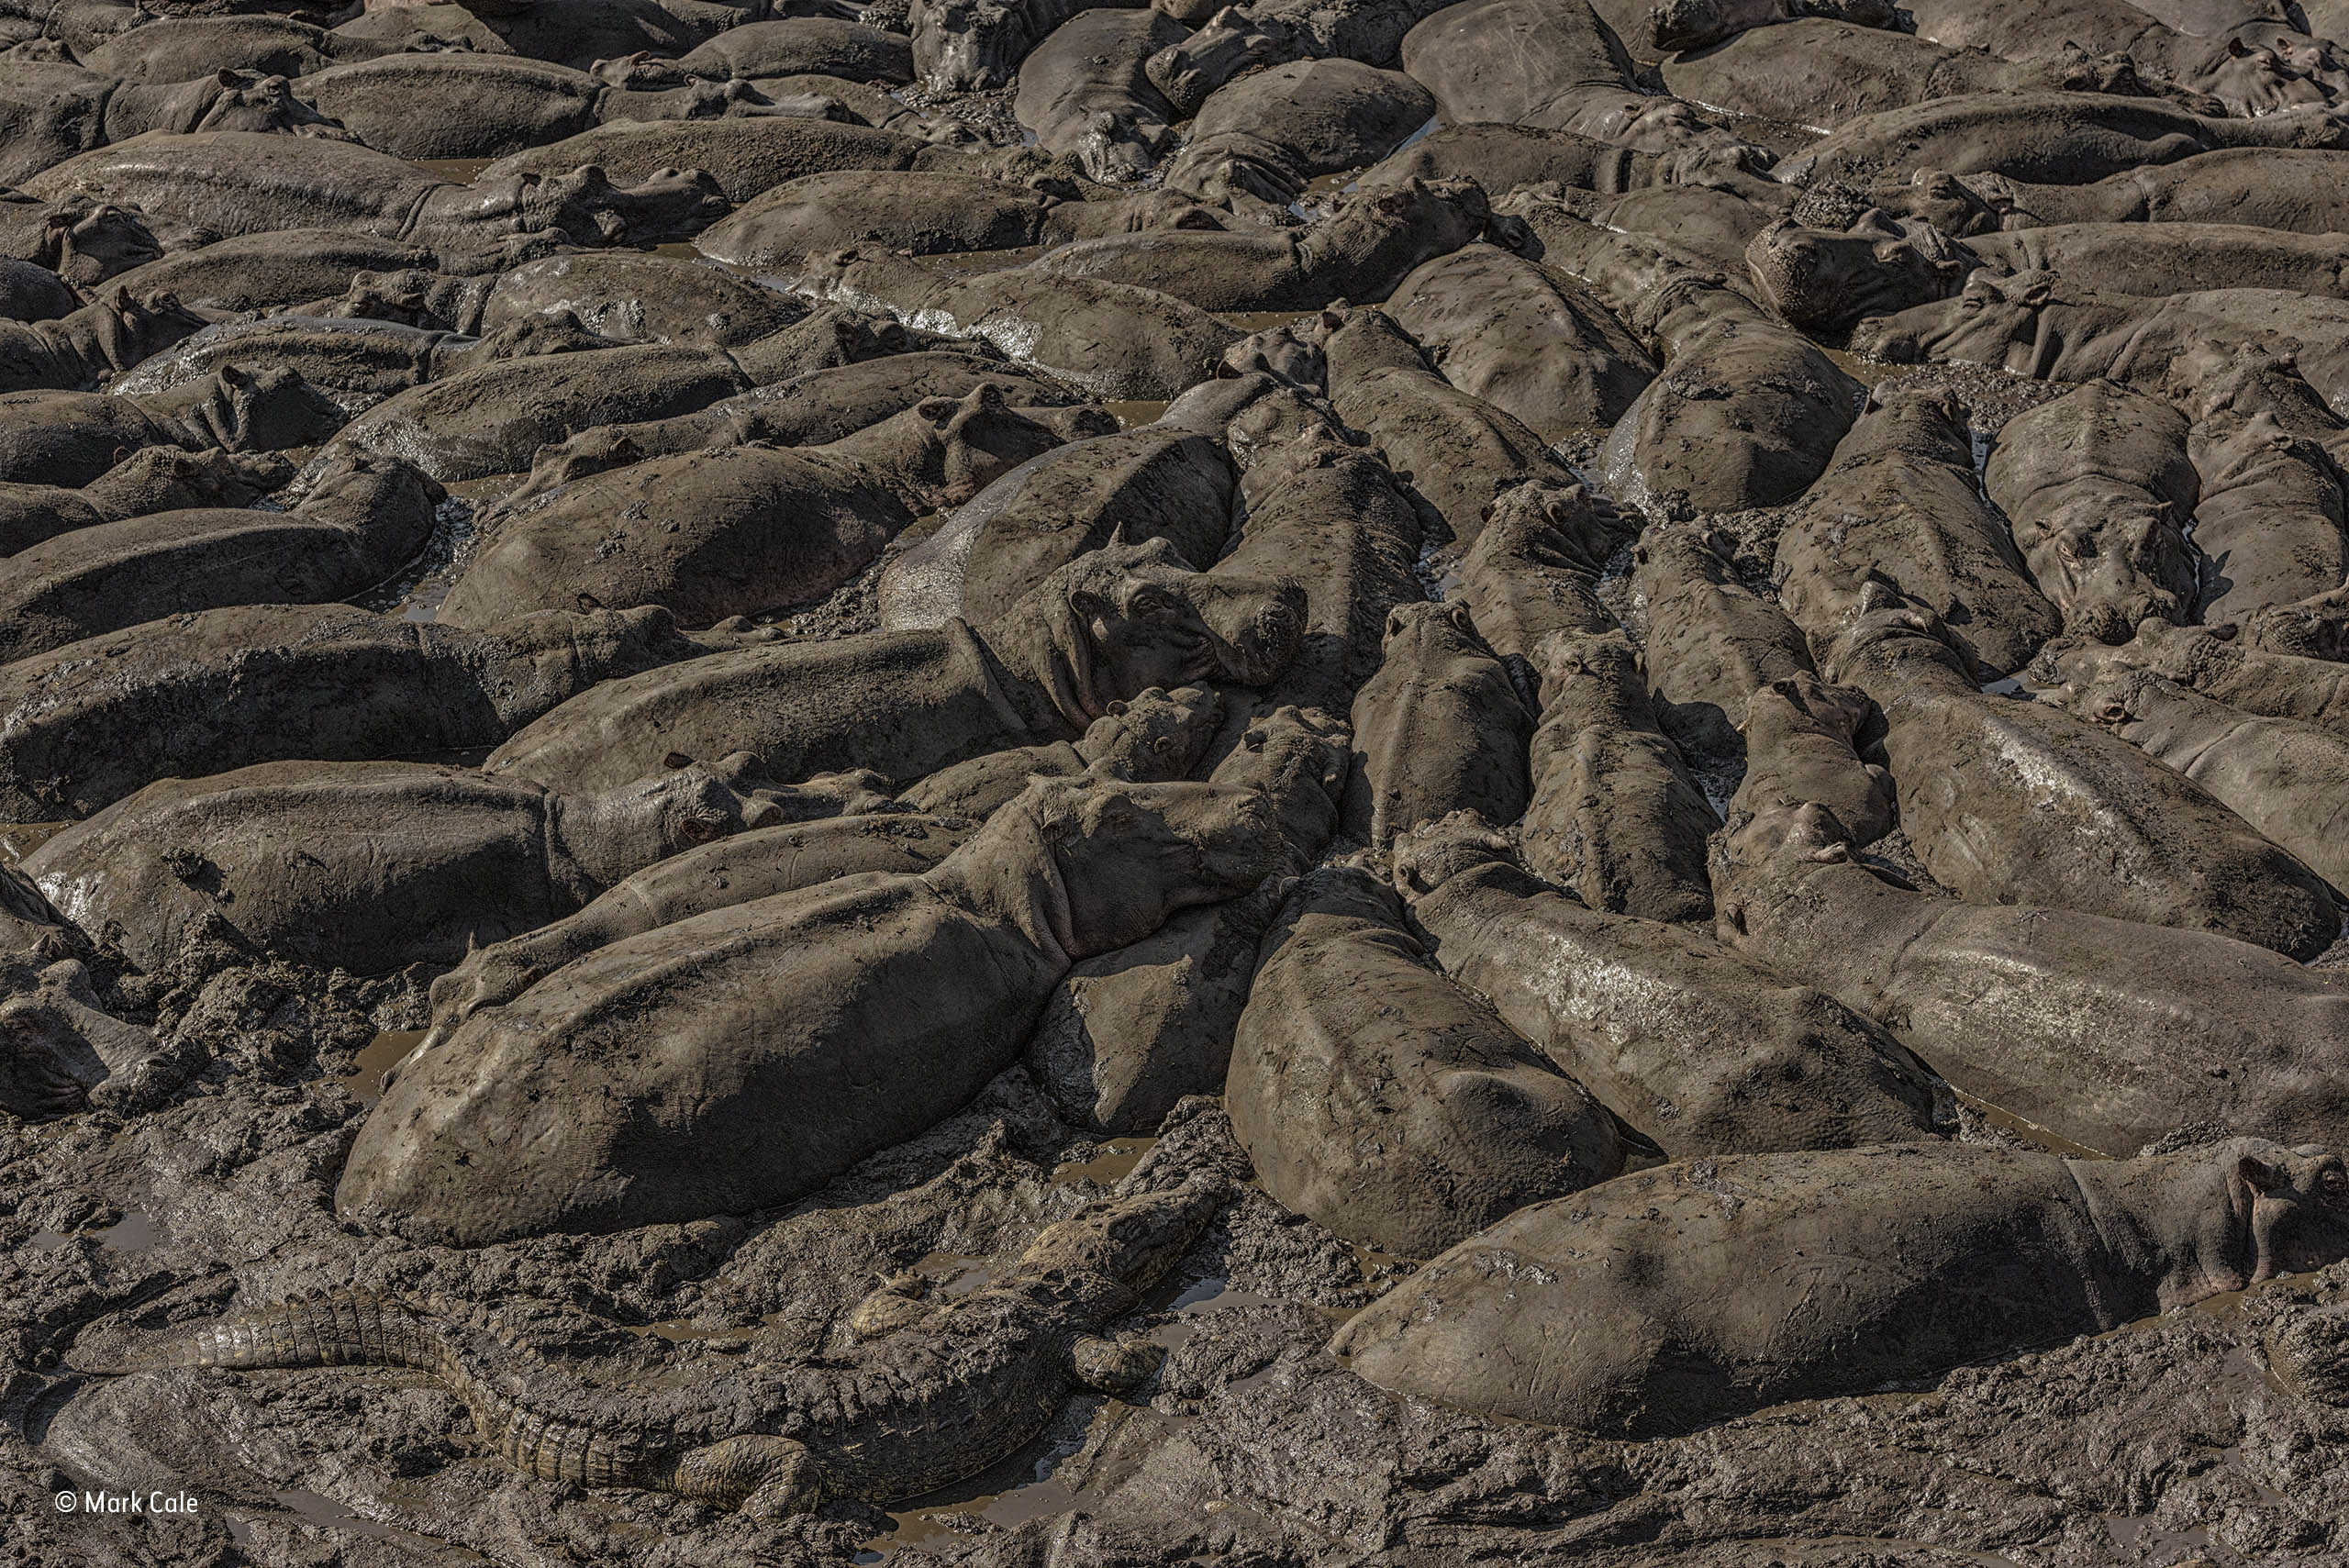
[1074,106,1174,186]
[29,199,161,284]
[2241,586,2349,661]
[1219,321,1325,389]
[1145,8,1299,117]
[567,751,784,875]
[901,383,1120,509]
[1745,214,1969,339]
[2065,662,2163,730]
[1476,479,1627,577]
[2188,28,2346,116]
[190,70,358,141]
[1210,702,1351,847]
[1385,600,1497,671]
[191,363,347,452]
[1817,578,1976,687]
[529,163,730,247]
[1845,268,2052,368]
[987,539,1307,728]
[1862,170,2004,239]
[2024,503,2192,647]
[291,450,449,518]
[1080,684,1225,783]
[908,0,1030,90]
[2221,1141,2349,1286]
[1165,130,1308,207]
[974,773,1278,958]
[108,446,290,512]
[1390,808,1518,901]
[88,287,209,375]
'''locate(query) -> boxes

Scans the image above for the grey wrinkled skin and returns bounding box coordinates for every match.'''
[1344,600,1533,850]
[1230,863,1623,1259]
[1630,523,1818,767]
[2042,617,2349,739]
[336,774,1277,1244]
[1338,1140,2349,1436]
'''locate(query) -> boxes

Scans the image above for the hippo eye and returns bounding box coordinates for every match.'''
[2322,1165,2348,1207]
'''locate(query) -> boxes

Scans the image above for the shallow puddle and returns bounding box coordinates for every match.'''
[339,1030,426,1106]
[0,821,69,863]
[1050,1136,1158,1186]
[1099,399,1172,429]
[28,1207,165,1254]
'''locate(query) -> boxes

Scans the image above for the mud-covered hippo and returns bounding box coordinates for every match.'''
[1396,816,1944,1155]
[0,61,351,186]
[1772,92,2349,186]
[1829,591,2341,961]
[440,385,1099,628]
[2068,665,2349,895]
[1447,480,1626,665]
[476,114,934,206]
[1629,525,1817,765]
[1983,382,2199,646]
[1903,0,2341,114]
[0,189,160,284]
[1344,601,1533,850]
[1143,0,1458,117]
[0,362,343,485]
[73,15,400,81]
[485,539,1305,793]
[1896,148,2349,237]
[788,246,1241,400]
[1336,1139,2349,1436]
[0,451,441,663]
[336,773,1278,1243]
[25,132,729,261]
[1521,628,1719,922]
[1230,863,1623,1259]
[1014,8,1186,183]
[2042,617,2349,738]
[1653,18,2087,130]
[1162,56,1438,206]
[1774,386,2061,674]
[0,284,203,394]
[28,754,776,974]
[0,444,284,555]
[0,604,734,822]
[2188,409,2349,621]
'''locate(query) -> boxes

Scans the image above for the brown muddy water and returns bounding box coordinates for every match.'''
[339,1029,426,1106]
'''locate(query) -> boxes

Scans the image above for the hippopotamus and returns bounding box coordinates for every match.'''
[2043,617,2349,737]
[1230,863,1623,1258]
[458,250,810,348]
[1515,202,1861,513]
[1013,9,1186,183]
[0,361,340,485]
[27,753,776,974]
[1383,243,1656,442]
[1447,481,1626,668]
[1399,0,1642,134]
[508,351,1065,502]
[1142,0,1458,117]
[1521,628,1718,922]
[305,306,907,483]
[336,772,1278,1243]
[2067,666,2349,895]
[484,539,1304,794]
[1827,591,2341,961]
[0,284,202,394]
[0,255,74,322]
[1653,18,2093,130]
[0,604,743,821]
[1735,671,1898,847]
[0,451,442,664]
[597,17,914,85]
[1772,92,2349,187]
[25,132,729,261]
[420,806,962,1049]
[1335,1139,2349,1436]
[0,189,159,284]
[1343,602,1532,849]
[1903,0,2341,114]
[1541,183,1790,281]
[1630,524,1818,765]
[286,54,816,163]
[876,425,1234,632]
[0,61,351,185]
[329,0,743,73]
[908,0,1130,90]
[1320,308,1593,547]
[1853,272,2349,421]
[2188,411,2349,621]
[899,683,1223,818]
[1967,222,2349,300]
[1213,428,1423,713]
[73,15,400,81]
[1394,815,1944,1155]
[1028,180,1490,314]
[1890,149,2349,237]
[102,231,484,315]
[476,114,931,206]
[1741,212,1971,337]
[1774,387,2061,675]
[1161,56,1436,206]
[1637,0,1895,52]
[440,386,1099,628]
[696,171,1219,271]
[1716,780,2349,1154]
[0,444,284,554]
[1981,383,2199,646]
[788,247,1241,400]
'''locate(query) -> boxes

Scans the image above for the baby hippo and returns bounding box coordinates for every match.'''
[26,754,777,975]
[1336,1138,2349,1437]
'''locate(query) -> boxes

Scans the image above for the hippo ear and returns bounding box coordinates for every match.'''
[1105,700,1130,717]
[662,751,694,770]
[2240,1154,2282,1193]
[219,364,249,388]
[914,397,959,425]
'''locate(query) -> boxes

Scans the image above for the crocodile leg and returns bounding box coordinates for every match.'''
[667,1434,827,1517]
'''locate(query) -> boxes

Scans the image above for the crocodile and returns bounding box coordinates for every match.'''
[75,1178,1225,1514]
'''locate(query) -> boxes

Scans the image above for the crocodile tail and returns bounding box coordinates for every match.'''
[69,1289,441,1376]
